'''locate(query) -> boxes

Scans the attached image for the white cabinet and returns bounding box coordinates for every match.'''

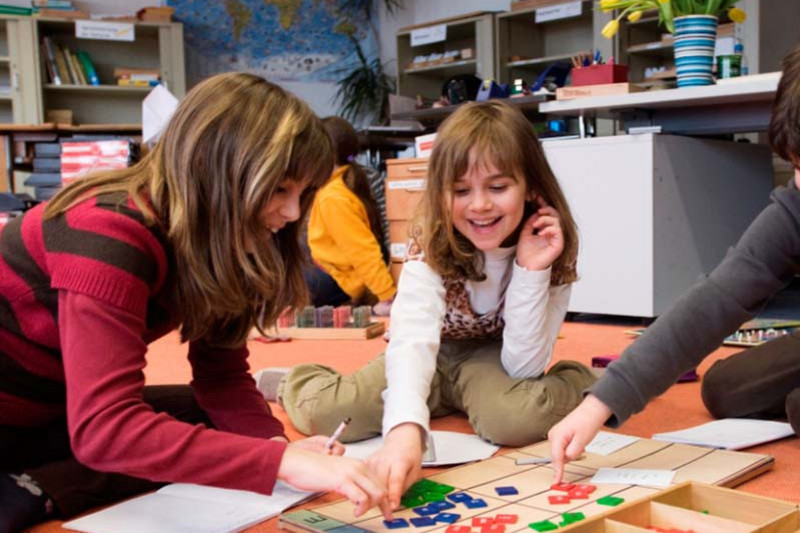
[543,133,773,317]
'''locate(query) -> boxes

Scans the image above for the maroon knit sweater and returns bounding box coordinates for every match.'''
[0,192,287,494]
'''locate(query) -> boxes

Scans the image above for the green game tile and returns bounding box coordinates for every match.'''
[528,520,559,531]
[561,511,585,524]
[597,495,625,507]
[422,491,446,502]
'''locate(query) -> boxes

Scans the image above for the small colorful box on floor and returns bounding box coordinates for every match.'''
[571,63,628,86]
[592,354,699,382]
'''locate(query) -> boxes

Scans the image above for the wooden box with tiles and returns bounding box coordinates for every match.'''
[279,436,784,533]
[554,482,800,532]
[385,157,428,221]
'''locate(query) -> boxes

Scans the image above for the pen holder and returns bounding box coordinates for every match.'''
[571,64,628,86]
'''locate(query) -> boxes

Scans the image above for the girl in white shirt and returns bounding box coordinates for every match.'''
[268,100,595,511]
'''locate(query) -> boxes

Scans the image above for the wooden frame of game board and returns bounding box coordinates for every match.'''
[279,437,778,533]
[253,321,386,340]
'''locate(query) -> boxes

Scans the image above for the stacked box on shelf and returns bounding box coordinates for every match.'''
[385,157,428,286]
[28,141,62,200]
[60,137,136,186]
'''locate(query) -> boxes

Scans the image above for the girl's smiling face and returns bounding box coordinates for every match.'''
[447,150,530,251]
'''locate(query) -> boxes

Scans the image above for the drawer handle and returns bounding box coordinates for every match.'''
[407,166,427,172]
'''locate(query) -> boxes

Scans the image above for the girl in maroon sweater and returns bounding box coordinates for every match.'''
[0,73,387,532]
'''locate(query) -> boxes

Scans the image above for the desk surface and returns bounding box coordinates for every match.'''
[540,72,780,117]
[539,72,781,135]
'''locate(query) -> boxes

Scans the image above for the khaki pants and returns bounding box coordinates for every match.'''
[278,339,596,446]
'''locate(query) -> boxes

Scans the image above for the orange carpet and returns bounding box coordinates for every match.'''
[28,319,799,532]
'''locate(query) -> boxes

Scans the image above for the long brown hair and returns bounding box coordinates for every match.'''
[44,73,333,347]
[321,116,386,257]
[769,43,800,163]
[417,100,578,285]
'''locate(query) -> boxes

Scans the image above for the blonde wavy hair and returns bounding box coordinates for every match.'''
[44,73,333,347]
[416,100,578,285]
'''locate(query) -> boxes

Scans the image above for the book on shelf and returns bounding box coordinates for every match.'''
[0,4,33,15]
[33,0,75,7]
[76,51,100,85]
[41,37,61,86]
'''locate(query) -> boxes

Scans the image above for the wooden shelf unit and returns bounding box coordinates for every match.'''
[396,12,495,102]
[495,0,611,87]
[31,16,185,125]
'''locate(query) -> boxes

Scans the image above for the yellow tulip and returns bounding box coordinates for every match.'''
[728,7,746,23]
[627,10,643,22]
[602,19,620,39]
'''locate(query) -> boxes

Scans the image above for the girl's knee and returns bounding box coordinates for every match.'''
[470,395,557,446]
[701,361,735,418]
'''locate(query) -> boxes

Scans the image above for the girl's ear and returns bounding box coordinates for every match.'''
[526,190,537,202]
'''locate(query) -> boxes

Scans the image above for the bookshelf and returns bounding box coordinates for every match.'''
[31,17,185,125]
[396,12,495,102]
[495,1,612,88]
[0,15,39,123]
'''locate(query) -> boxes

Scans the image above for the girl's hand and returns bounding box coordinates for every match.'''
[278,447,392,519]
[286,434,346,456]
[372,299,393,317]
[365,423,424,510]
[517,196,564,271]
[547,395,612,484]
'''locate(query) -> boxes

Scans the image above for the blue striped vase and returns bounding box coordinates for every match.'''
[673,15,718,87]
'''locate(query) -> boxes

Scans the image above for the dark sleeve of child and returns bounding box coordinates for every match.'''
[589,181,800,426]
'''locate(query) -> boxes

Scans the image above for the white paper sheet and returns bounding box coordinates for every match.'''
[142,84,179,145]
[591,467,676,487]
[63,482,315,533]
[652,418,795,450]
[344,430,500,466]
[585,431,640,456]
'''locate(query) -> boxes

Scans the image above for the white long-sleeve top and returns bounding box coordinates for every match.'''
[382,246,572,436]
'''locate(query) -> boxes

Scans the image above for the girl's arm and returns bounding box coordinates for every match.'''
[382,259,446,437]
[188,340,286,439]
[501,265,571,378]
[317,195,396,302]
[60,291,288,495]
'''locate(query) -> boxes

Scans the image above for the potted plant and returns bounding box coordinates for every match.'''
[335,0,404,125]
[599,0,747,87]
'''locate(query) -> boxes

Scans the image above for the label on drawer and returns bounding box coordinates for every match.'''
[390,243,408,259]
[411,24,446,47]
[387,179,425,190]
[535,1,582,23]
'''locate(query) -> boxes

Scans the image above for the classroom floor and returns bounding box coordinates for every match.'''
[29,317,800,533]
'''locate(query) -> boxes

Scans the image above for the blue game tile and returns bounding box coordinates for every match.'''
[413,506,438,516]
[446,492,472,503]
[383,518,410,529]
[464,498,488,509]
[429,500,455,511]
[410,516,437,527]
[495,486,519,496]
[434,513,460,524]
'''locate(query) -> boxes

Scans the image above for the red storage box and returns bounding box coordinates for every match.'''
[571,64,628,86]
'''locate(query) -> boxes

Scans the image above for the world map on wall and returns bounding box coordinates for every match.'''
[168,0,379,82]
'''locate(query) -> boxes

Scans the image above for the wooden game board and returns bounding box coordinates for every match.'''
[279,437,776,533]
[274,321,386,340]
[251,321,386,341]
[625,317,800,348]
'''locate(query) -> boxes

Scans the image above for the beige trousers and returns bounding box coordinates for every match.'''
[277,338,596,446]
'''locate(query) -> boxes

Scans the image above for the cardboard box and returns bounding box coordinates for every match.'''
[571,63,629,86]
[414,133,437,158]
[556,82,644,100]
